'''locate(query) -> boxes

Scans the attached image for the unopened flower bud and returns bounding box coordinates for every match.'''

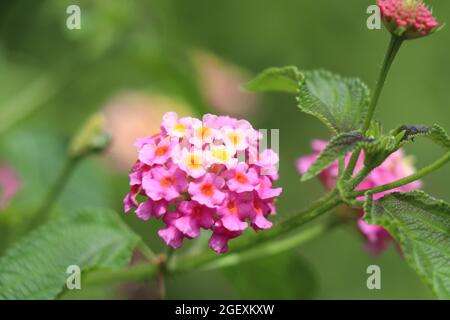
[69,113,111,160]
[378,0,441,40]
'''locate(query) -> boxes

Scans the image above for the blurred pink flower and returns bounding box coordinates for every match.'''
[0,163,21,210]
[193,51,259,116]
[297,139,421,254]
[124,112,282,253]
[103,92,193,171]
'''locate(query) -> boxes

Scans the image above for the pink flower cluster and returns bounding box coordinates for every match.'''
[297,140,421,254]
[378,0,439,39]
[124,112,281,253]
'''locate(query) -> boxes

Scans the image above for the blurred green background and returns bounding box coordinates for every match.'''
[0,0,449,299]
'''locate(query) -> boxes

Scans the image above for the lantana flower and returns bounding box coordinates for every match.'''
[378,0,440,39]
[124,112,282,253]
[297,140,421,254]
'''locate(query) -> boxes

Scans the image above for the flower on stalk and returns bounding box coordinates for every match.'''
[124,112,282,253]
[378,0,441,39]
[297,140,421,254]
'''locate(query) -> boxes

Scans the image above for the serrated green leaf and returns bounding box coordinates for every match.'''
[243,66,303,94]
[302,131,368,181]
[364,191,450,299]
[395,124,450,149]
[428,124,450,149]
[0,208,139,300]
[297,70,370,133]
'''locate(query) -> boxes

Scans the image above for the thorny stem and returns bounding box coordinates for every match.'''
[345,35,404,178]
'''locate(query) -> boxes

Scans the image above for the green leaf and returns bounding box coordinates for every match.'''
[364,191,450,299]
[223,252,317,299]
[243,66,304,94]
[395,124,450,149]
[0,208,139,300]
[297,70,370,133]
[302,131,369,181]
[428,124,450,149]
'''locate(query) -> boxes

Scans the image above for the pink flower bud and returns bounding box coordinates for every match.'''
[378,0,441,39]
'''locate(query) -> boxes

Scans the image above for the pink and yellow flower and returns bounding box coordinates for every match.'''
[188,173,226,208]
[124,112,282,253]
[142,165,187,202]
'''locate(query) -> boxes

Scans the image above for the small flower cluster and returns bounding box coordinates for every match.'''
[124,112,281,253]
[378,0,440,39]
[297,140,421,254]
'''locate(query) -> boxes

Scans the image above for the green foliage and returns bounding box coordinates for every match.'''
[301,131,369,181]
[0,208,139,300]
[223,252,317,299]
[297,70,370,133]
[364,191,450,299]
[395,124,450,149]
[0,131,111,254]
[244,66,304,94]
[362,127,405,168]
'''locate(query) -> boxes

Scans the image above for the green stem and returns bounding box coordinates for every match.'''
[27,157,79,231]
[348,166,372,190]
[157,247,175,300]
[192,217,340,272]
[171,191,341,273]
[338,157,345,180]
[362,35,403,133]
[83,191,343,284]
[345,35,404,177]
[351,151,450,197]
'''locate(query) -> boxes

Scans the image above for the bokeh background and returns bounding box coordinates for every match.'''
[0,0,449,299]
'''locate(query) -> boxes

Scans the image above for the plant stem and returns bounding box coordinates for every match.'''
[345,35,404,177]
[363,35,403,134]
[172,191,341,273]
[27,157,79,231]
[192,217,341,272]
[157,269,166,300]
[157,247,175,300]
[351,151,450,197]
[348,166,373,191]
[83,191,343,284]
[338,157,345,179]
